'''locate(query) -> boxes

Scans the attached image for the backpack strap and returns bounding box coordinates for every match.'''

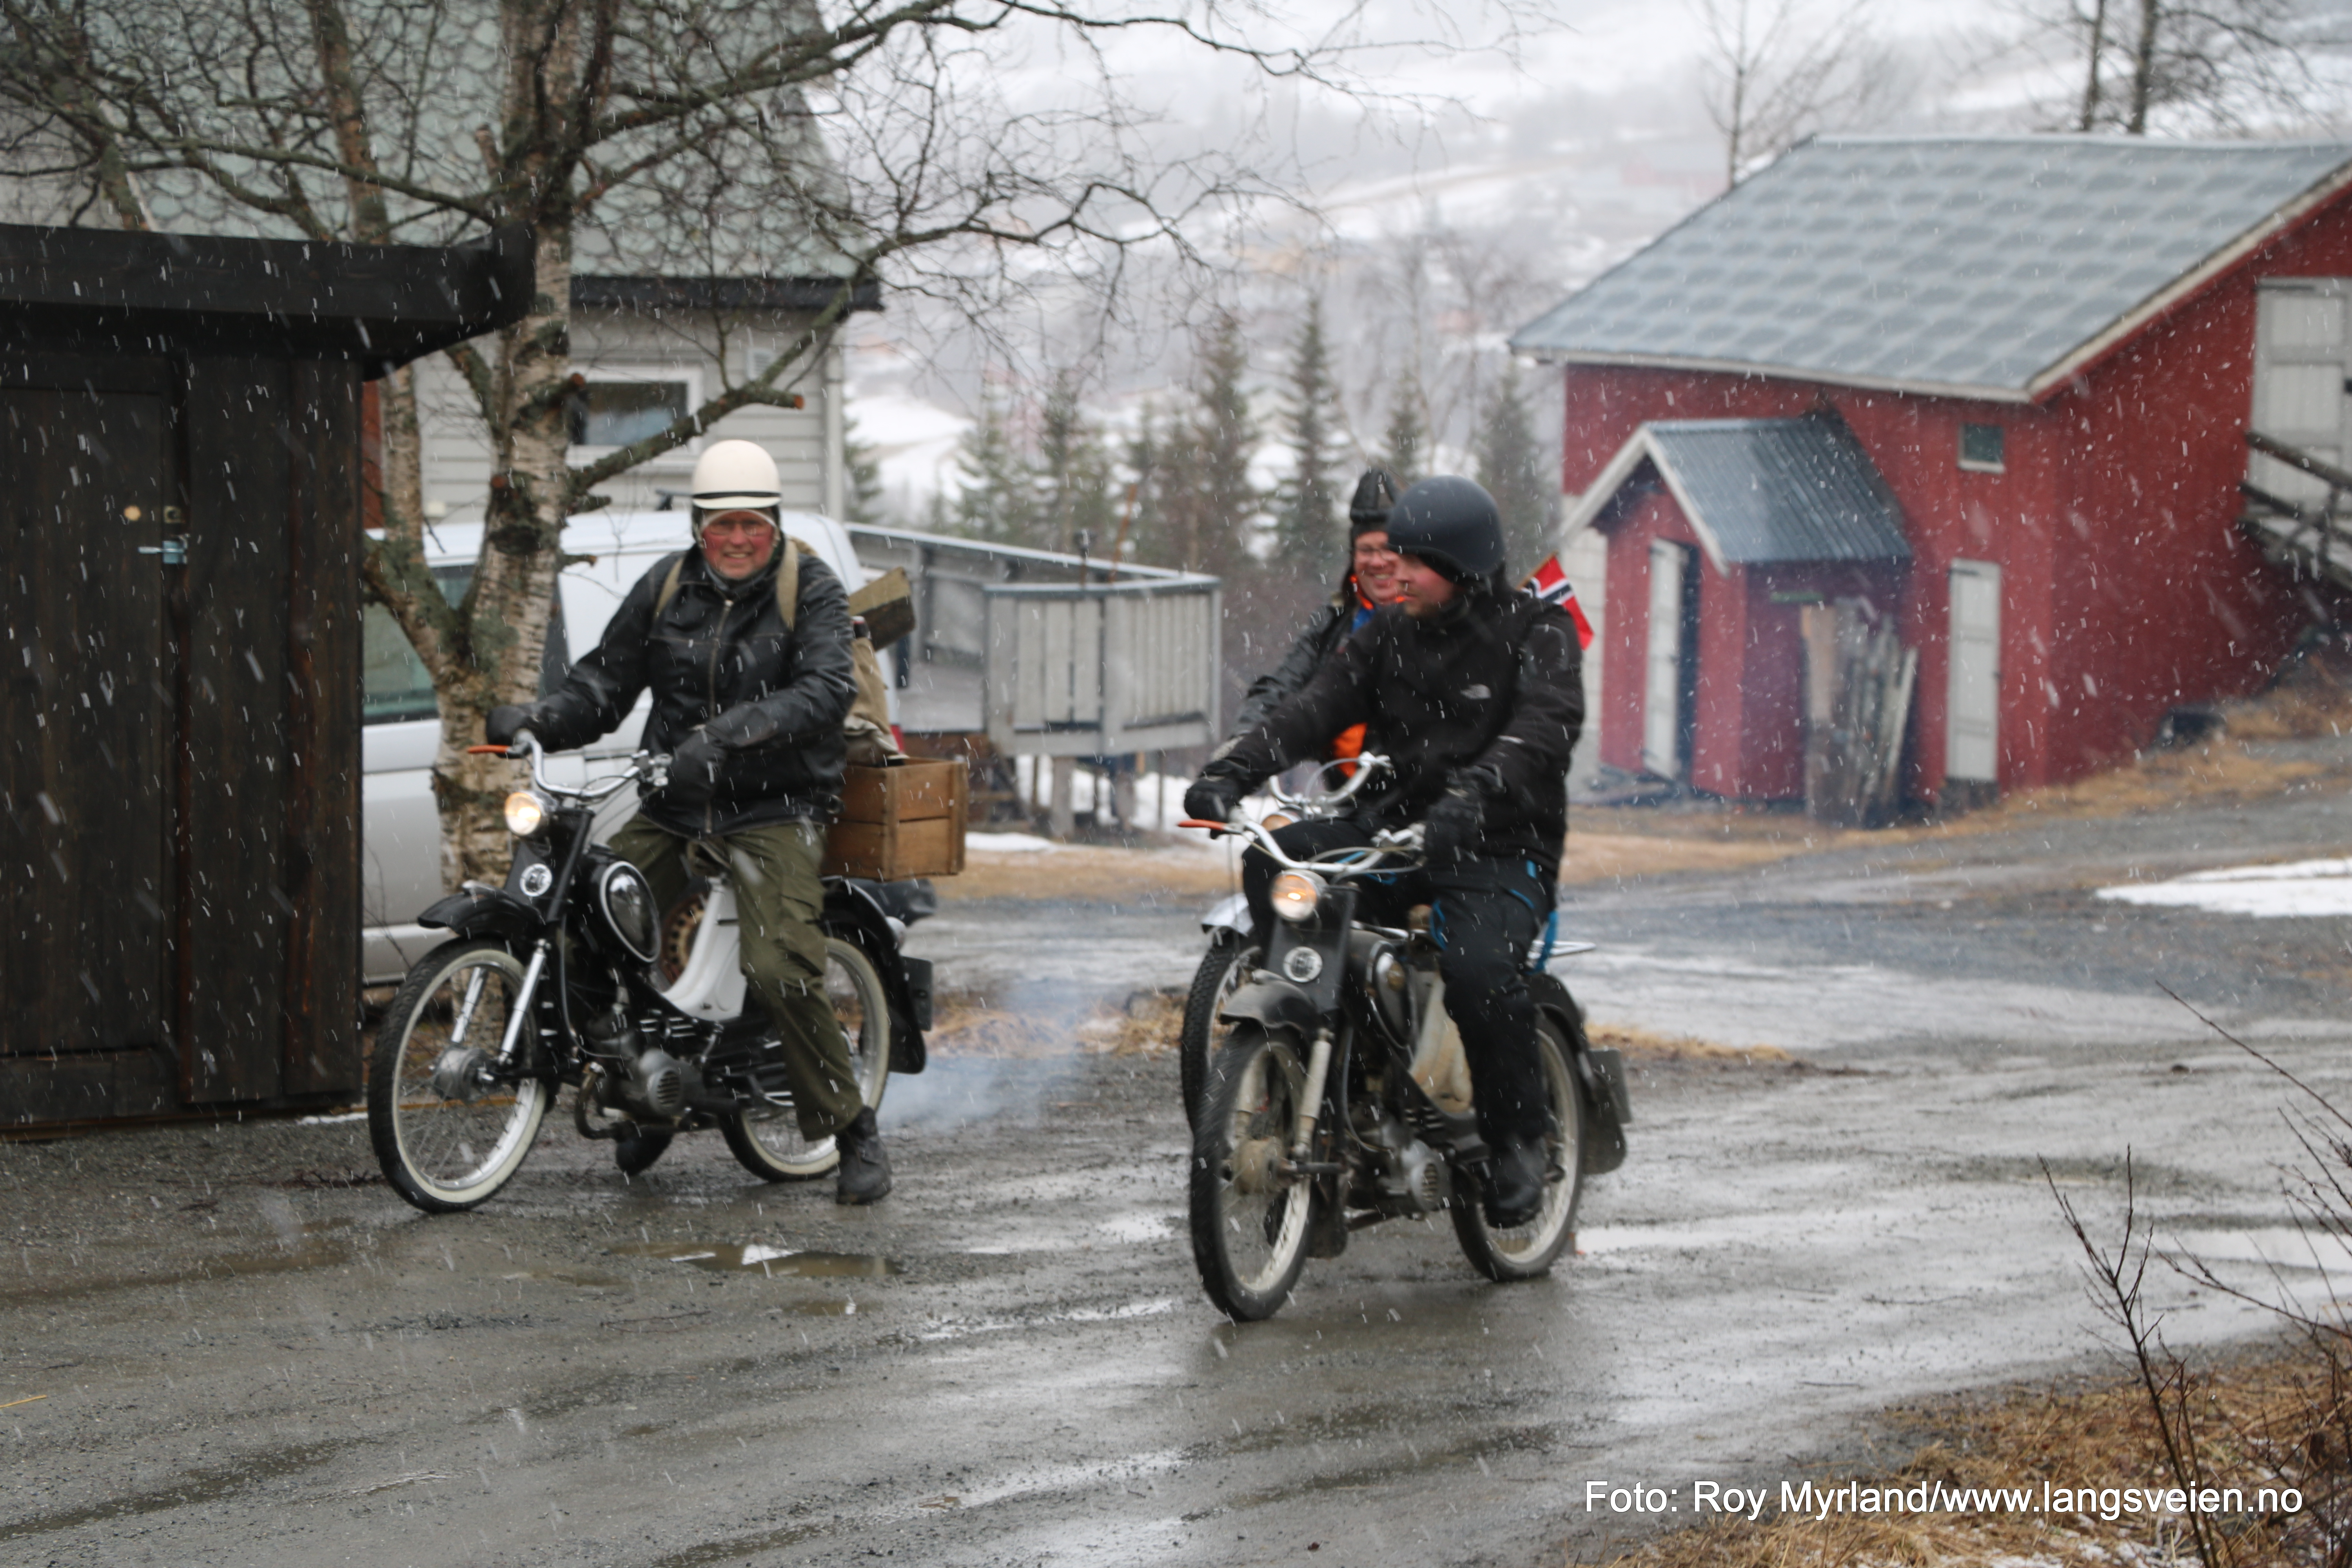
[651,538,802,630]
[774,537,801,632]
[652,551,689,620]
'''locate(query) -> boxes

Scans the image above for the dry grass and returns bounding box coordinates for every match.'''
[1595,1350,2329,1568]
[926,987,1182,1060]
[1561,829,1836,884]
[1585,1020,1796,1066]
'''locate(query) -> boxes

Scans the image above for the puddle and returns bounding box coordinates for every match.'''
[499,1269,628,1288]
[611,1241,903,1278]
[2167,1226,2352,1271]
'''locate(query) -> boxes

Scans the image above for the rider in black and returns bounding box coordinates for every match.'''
[1184,476,1584,1227]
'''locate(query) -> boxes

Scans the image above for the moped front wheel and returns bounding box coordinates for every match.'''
[719,936,891,1181]
[1452,1014,1585,1282]
[368,938,550,1214]
[1189,1023,1316,1321]
[1178,933,1260,1132]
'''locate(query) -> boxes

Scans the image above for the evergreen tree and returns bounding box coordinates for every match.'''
[1475,363,1554,578]
[1189,312,1261,583]
[1270,295,1346,582]
[1034,370,1116,558]
[1381,374,1428,490]
[950,386,1037,546]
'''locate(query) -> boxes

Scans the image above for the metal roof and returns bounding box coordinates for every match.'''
[1574,414,1910,568]
[1511,135,2352,401]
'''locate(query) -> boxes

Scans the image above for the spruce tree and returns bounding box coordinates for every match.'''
[1381,375,1428,490]
[1475,363,1554,577]
[1035,370,1116,558]
[1270,295,1345,581]
[1189,312,1261,583]
[950,386,1036,546]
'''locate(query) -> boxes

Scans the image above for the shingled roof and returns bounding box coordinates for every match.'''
[1511,136,2352,401]
[1566,412,1910,570]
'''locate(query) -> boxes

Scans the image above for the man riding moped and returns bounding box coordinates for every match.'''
[481,439,894,1205]
[1184,475,1584,1227]
[1178,470,1403,1125]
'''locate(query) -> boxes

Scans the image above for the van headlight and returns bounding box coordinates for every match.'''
[504,789,552,838]
[1268,869,1325,924]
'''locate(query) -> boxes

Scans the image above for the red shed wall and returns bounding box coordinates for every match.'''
[1560,183,2352,799]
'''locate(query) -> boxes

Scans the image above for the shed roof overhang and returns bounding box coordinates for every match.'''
[1566,413,1912,573]
[0,223,533,377]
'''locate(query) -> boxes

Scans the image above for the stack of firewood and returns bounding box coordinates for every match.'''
[1800,600,1916,827]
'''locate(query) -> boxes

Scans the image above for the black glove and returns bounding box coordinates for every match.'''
[1423,780,1487,866]
[662,729,728,809]
[485,703,541,747]
[1184,773,1244,825]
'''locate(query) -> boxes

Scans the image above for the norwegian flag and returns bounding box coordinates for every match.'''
[1523,553,1595,650]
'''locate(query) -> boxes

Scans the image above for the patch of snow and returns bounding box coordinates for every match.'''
[2096,858,2352,917]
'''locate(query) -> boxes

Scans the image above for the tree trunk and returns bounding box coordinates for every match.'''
[2127,0,2161,133]
[2078,0,2111,130]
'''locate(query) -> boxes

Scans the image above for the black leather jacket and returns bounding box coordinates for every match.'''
[528,545,856,836]
[1227,593,1356,743]
[1208,588,1584,877]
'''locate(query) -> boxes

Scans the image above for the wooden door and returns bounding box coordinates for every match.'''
[1642,539,1696,779]
[2249,279,2352,506]
[1946,560,2001,784]
[0,385,176,1060]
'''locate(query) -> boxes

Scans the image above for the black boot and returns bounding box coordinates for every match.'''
[1483,1138,1546,1230]
[833,1108,892,1205]
[614,1126,673,1176]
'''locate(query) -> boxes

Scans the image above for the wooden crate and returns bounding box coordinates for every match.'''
[823,757,969,880]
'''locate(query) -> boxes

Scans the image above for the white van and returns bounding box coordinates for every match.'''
[361,510,876,982]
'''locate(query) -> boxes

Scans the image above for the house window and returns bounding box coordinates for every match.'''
[1959,423,2005,472]
[569,378,690,448]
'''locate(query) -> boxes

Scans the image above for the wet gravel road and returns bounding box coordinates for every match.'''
[12,787,2352,1567]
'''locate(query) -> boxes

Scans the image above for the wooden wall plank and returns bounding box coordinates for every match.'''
[180,358,292,1103]
[279,360,361,1098]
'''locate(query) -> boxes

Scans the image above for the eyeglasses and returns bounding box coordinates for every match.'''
[702,514,775,539]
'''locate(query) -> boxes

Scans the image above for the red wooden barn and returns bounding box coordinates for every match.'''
[1510,135,2352,806]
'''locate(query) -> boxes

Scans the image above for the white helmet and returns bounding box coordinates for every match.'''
[690,439,783,514]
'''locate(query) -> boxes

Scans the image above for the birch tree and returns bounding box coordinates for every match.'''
[0,0,1364,885]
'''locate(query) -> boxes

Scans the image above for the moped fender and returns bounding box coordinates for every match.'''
[1526,970,1630,1176]
[417,886,539,940]
[822,880,929,1075]
[1200,892,1250,938]
[1216,977,1321,1040]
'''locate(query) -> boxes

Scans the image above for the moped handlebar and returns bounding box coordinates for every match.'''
[480,732,669,804]
[1181,809,1423,879]
[1265,753,1391,816]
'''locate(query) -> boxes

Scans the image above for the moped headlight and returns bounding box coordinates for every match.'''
[503,789,552,838]
[1269,869,1325,924]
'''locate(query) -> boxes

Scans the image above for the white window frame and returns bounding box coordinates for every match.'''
[566,364,704,471]
[1956,422,2006,474]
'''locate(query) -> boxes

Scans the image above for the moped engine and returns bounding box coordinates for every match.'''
[1351,1098,1453,1216]
[581,1005,688,1120]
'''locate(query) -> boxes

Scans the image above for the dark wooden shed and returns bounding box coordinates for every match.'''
[0,223,529,1127]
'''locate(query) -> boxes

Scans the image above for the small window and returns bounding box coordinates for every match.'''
[1959,423,2005,471]
[568,379,689,448]
[363,566,568,725]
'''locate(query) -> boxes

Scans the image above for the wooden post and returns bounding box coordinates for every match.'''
[1050,757,1076,840]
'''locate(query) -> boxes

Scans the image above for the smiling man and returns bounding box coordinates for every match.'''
[484,440,890,1203]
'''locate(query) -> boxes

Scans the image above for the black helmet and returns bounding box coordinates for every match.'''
[1385,475,1504,582]
[1347,468,1400,541]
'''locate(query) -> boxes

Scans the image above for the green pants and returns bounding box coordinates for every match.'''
[608,813,865,1139]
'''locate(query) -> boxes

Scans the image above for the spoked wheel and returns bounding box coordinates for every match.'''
[1179,933,1260,1132]
[1452,1015,1586,1281]
[368,938,550,1214]
[1189,1024,1316,1321]
[719,936,892,1181]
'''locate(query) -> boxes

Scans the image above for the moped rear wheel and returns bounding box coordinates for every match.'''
[1452,1015,1585,1281]
[1189,1024,1316,1321]
[719,937,891,1181]
[368,938,549,1214]
[1178,933,1259,1132]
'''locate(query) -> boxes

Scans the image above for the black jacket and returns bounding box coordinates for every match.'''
[530,544,856,836]
[1210,589,1584,877]
[1227,594,1355,742]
